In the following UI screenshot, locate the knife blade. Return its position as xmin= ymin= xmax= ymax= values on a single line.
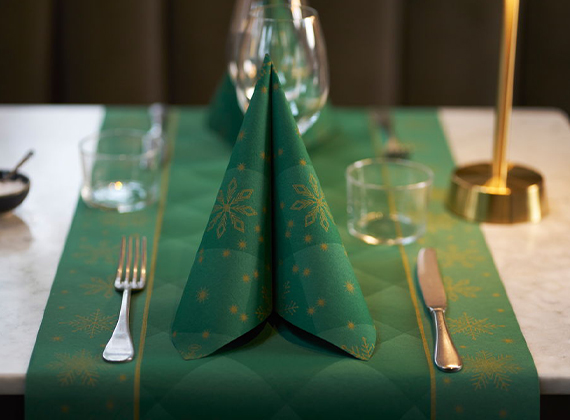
xmin=417 ymin=248 xmax=463 ymax=372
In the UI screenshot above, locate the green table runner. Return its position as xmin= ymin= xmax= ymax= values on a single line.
xmin=26 ymin=107 xmax=539 ymax=419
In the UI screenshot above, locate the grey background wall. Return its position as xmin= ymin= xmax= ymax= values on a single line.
xmin=1 ymin=0 xmax=568 ymax=115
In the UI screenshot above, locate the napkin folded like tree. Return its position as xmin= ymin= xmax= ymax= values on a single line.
xmin=172 ymin=56 xmax=376 ymax=361
xmin=207 ymin=74 xmax=337 ymax=149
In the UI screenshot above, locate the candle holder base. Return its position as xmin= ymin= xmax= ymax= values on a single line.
xmin=447 ymin=162 xmax=547 ymax=224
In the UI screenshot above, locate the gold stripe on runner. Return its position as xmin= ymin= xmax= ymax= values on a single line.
xmin=133 ymin=110 xmax=180 ymax=420
xmin=368 ymin=113 xmax=437 ymax=419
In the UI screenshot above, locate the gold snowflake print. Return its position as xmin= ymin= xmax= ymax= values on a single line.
xmin=465 ymin=350 xmax=522 ymax=390
xmin=202 ymin=330 xmax=210 ymax=339
xmin=341 ymin=337 xmax=375 ymax=361
xmin=320 ymin=243 xmax=328 ymax=251
xmin=345 ymin=281 xmax=355 ymax=293
xmin=81 ymin=276 xmax=115 ymax=299
xmin=238 ymin=240 xmax=247 ymax=250
xmin=229 ymin=305 xmax=239 ymax=314
xmin=255 ymin=305 xmax=270 ymax=320
xmin=47 ymin=349 xmax=107 ymax=386
xmin=347 ymin=321 xmax=355 ymax=330
xmin=282 ymin=281 xmax=291 ymax=297
xmin=240 ymin=313 xmax=248 ymax=322
xmin=303 ymin=268 xmax=311 ymax=277
xmin=73 ymin=239 xmax=117 ymax=265
xmin=283 ymin=301 xmax=298 ymax=315
xmin=208 ymin=178 xmax=257 ymax=238
xmin=427 ymin=213 xmax=456 ymax=233
xmin=448 ymin=312 xmax=504 ymax=340
xmin=237 ymin=163 xmax=246 ymax=171
xmin=242 ymin=274 xmax=251 ymax=283
xmin=60 ymin=309 xmax=116 ymax=338
xmin=291 ymin=173 xmax=333 ymax=231
xmin=317 ymin=298 xmax=326 ymax=307
xmin=444 ymin=277 xmax=482 ymax=301
xmin=237 ymin=130 xmax=245 ymax=141
xmin=307 ymin=307 xmax=316 ymax=316
xmin=196 ymin=288 xmax=209 ymax=303
xmin=182 ymin=344 xmax=204 ymax=359
xmin=438 ymin=244 xmax=485 ymax=268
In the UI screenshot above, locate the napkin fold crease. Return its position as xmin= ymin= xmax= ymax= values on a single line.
xmin=172 ymin=55 xmax=376 ymax=360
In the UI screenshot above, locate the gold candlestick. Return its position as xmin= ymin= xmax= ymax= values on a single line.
xmin=446 ymin=0 xmax=547 ymax=224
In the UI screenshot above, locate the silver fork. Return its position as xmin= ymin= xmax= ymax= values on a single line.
xmin=103 ymin=235 xmax=147 ymax=363
xmin=372 ymin=109 xmax=411 ymax=159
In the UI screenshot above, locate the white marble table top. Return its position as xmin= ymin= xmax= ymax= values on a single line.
xmin=0 ymin=106 xmax=569 ymax=396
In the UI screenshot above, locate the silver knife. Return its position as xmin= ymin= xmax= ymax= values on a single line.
xmin=417 ymin=248 xmax=463 ymax=372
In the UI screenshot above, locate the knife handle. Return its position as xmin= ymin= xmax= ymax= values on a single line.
xmin=430 ymin=308 xmax=462 ymax=372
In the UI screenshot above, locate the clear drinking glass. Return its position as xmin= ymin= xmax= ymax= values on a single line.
xmin=227 ymin=0 xmax=309 ymax=81
xmin=235 ymin=4 xmax=329 ymax=134
xmin=79 ymin=129 xmax=161 ymax=213
xmin=346 ymin=159 xmax=433 ymax=246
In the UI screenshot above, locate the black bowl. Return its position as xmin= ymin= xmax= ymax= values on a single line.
xmin=0 ymin=170 xmax=30 ymax=213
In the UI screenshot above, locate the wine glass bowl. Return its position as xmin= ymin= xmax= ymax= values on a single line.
xmin=235 ymin=4 xmax=329 ymax=134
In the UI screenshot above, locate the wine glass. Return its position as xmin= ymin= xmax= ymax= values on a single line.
xmin=227 ymin=1 xmax=309 ymax=82
xmin=234 ymin=4 xmax=329 ymax=134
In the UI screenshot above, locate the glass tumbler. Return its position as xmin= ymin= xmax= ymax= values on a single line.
xmin=346 ymin=159 xmax=433 ymax=246
xmin=79 ymin=129 xmax=161 ymax=213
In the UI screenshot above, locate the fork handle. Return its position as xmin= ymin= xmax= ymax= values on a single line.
xmin=103 ymin=289 xmax=134 ymax=362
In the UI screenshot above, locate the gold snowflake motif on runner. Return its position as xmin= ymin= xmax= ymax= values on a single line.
xmin=60 ymin=309 xmax=116 ymax=338
xmin=438 ymin=244 xmax=485 ymax=268
xmin=431 ymin=187 xmax=448 ymax=203
xmin=427 ymin=213 xmax=457 ymax=233
xmin=341 ymin=337 xmax=375 ymax=361
xmin=47 ymin=349 xmax=108 ymax=386
xmin=208 ymin=178 xmax=257 ymax=238
xmin=291 ymin=173 xmax=333 ymax=231
xmin=443 ymin=276 xmax=482 ymax=302
xmin=448 ymin=312 xmax=504 ymax=340
xmin=81 ymin=276 xmax=115 ymax=299
xmin=99 ymin=212 xmax=150 ymax=229
xmin=464 ymin=350 xmax=522 ymax=390
xmin=73 ymin=239 xmax=117 ymax=265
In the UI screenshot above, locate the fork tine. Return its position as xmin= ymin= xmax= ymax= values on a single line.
xmin=140 ymin=236 xmax=147 ymax=287
xmin=125 ymin=236 xmax=133 ymax=284
xmin=115 ymin=236 xmax=126 ymax=286
xmin=132 ymin=236 xmax=140 ymax=285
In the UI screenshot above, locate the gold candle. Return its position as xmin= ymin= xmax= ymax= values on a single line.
xmin=446 ymin=0 xmax=547 ymax=223
xmin=491 ymin=0 xmax=520 ymax=190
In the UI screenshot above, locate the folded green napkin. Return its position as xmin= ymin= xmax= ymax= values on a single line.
xmin=173 ymin=55 xmax=376 ymax=360
xmin=207 ymin=73 xmax=337 ymax=149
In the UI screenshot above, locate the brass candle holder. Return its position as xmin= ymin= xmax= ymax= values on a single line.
xmin=447 ymin=0 xmax=547 ymax=224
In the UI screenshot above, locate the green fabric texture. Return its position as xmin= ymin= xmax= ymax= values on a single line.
xmin=207 ymin=72 xmax=337 ymax=150
xmin=173 ymin=56 xmax=376 ymax=360
xmin=25 ymin=105 xmax=538 ymax=419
